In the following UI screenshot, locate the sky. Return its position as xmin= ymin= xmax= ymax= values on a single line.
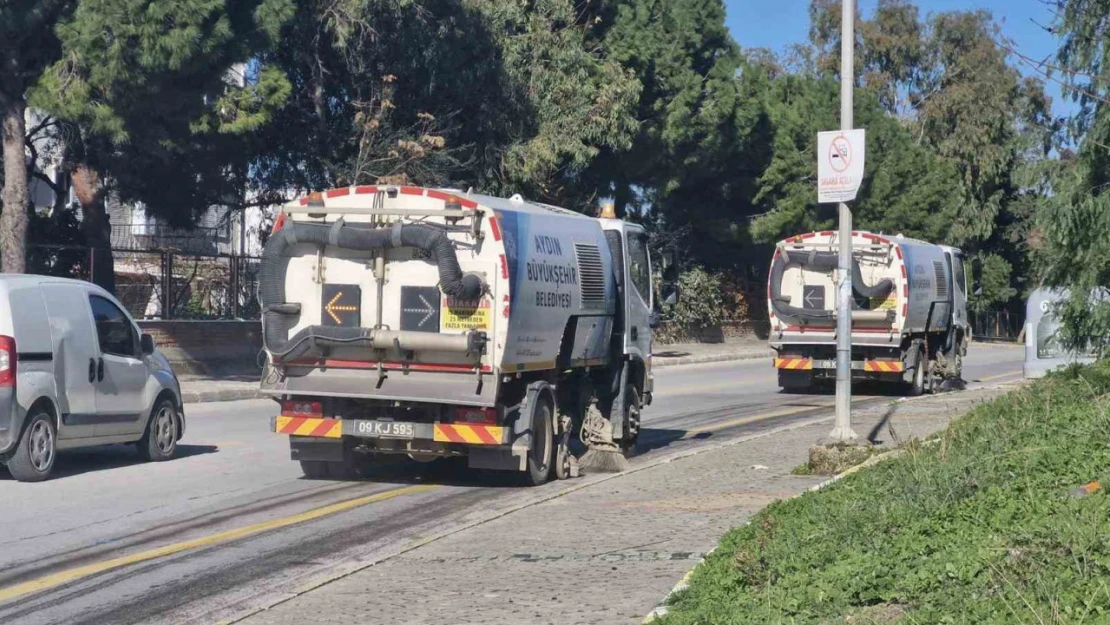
xmin=724 ymin=0 xmax=1075 ymax=117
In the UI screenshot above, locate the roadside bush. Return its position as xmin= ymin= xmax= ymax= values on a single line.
xmin=659 ymin=360 xmax=1110 ymax=624
xmin=662 ymin=266 xmax=727 ymax=332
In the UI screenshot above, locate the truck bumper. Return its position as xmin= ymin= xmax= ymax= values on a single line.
xmin=0 ymin=387 xmax=17 ymax=457
xmin=271 ymin=416 xmax=509 ymax=445
xmin=774 ymin=357 xmax=905 ymax=373
xmin=271 ymin=416 xmax=526 ymax=470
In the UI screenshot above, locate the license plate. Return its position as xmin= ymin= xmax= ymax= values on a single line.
xmin=813 ymin=360 xmax=837 ymax=369
xmin=354 ymin=421 xmax=415 ymax=439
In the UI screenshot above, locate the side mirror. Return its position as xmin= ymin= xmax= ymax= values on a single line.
xmin=141 ymin=333 xmax=155 ymax=356
xmin=971 ymin=257 xmax=983 ymax=297
xmin=661 ymin=283 xmax=680 ymax=306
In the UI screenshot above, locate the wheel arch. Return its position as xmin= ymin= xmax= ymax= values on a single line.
xmin=151 ymin=388 xmax=184 ymax=441
xmin=626 ymin=355 xmax=647 ymax=396
xmin=2 ymin=396 xmax=60 ymax=462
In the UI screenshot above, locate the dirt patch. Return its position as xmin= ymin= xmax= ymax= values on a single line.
xmin=844 ymin=603 xmax=907 ymax=623
xmin=805 ymin=443 xmax=881 ymax=475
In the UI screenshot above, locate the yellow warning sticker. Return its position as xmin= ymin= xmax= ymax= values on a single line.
xmin=871 ymin=294 xmax=897 ymax=311
xmin=441 ymin=298 xmax=491 ymax=332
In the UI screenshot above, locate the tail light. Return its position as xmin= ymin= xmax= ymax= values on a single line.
xmin=0 ymin=335 xmax=15 ymax=388
xmin=271 ymin=212 xmax=287 ymax=236
xmin=454 ymin=407 xmax=498 ymax=425
xmin=282 ymin=400 xmax=323 ymax=418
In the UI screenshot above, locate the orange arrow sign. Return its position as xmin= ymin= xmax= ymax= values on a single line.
xmin=325 ymin=291 xmax=358 ymax=324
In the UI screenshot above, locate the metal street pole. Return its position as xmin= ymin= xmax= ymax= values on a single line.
xmin=830 ymin=0 xmax=858 ymax=441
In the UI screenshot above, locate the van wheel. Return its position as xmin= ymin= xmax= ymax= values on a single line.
xmin=907 ymin=346 xmax=927 ymax=397
xmin=8 ymin=410 xmax=57 ymax=482
xmin=138 ymin=399 xmax=179 ymax=462
xmin=523 ymin=398 xmax=554 ymax=486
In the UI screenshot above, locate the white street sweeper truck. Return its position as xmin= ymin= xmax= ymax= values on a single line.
xmin=259 ymin=186 xmax=676 ymax=485
xmin=767 ymin=230 xmax=979 ymax=395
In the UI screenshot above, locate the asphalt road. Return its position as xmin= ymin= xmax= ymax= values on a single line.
xmin=0 ymin=345 xmax=1025 ymax=625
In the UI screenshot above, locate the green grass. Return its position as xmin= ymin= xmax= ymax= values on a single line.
xmin=659 ymin=361 xmax=1110 ymax=625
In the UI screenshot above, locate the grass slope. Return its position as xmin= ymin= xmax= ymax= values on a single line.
xmin=660 ymin=362 xmax=1110 ymax=624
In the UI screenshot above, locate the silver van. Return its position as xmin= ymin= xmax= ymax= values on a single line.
xmin=0 ymin=275 xmax=184 ymax=482
xmin=1024 ymin=288 xmax=1100 ymax=379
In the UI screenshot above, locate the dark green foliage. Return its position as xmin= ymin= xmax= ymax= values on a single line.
xmin=26 ymin=206 xmax=86 ymax=277
xmin=30 ymin=0 xmax=295 ymax=226
xmin=1037 ymin=1 xmax=1110 ymax=354
xmin=251 ymin=0 xmax=638 ymax=208
xmin=750 ymin=76 xmax=961 ymax=248
xmin=659 ymin=361 xmax=1110 ymax=623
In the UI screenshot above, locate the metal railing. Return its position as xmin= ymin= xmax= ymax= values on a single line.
xmin=970 ymin=309 xmax=1024 ymax=342
xmin=27 ymin=244 xmax=261 ymax=321
xmin=110 ymin=223 xmax=233 ymax=256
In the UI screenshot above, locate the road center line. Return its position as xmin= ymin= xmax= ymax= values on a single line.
xmin=974 ymin=370 xmax=1022 ymax=383
xmin=0 ymin=484 xmax=435 ymax=605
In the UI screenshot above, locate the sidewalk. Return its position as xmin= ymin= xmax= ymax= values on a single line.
xmin=652 ymin=337 xmax=769 ymax=368
xmin=178 ymin=375 xmax=263 ymax=405
xmin=178 ymin=340 xmax=771 ymax=405
xmin=234 ymin=381 xmax=1022 ymax=625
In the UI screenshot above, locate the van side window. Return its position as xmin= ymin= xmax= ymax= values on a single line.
xmin=89 ymin=295 xmax=137 ymax=358
xmin=954 ymin=255 xmax=967 ymax=293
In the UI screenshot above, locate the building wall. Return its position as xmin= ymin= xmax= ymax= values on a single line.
xmin=138 ymin=320 xmax=262 ymax=376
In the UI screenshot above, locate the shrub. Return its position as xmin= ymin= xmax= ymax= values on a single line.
xmin=664 ymin=266 xmax=727 ymax=331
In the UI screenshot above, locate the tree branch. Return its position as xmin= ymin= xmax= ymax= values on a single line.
xmin=25 ymin=115 xmax=57 ymax=142
xmin=31 ymin=170 xmax=59 ymax=193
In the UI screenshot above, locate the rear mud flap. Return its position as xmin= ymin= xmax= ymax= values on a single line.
xmin=468 ymin=444 xmax=527 ymax=471
xmin=471 ymin=381 xmax=547 ymax=472
xmin=289 ymin=436 xmax=345 ymax=462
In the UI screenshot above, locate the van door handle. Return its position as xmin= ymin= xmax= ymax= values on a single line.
xmin=97 ymin=358 xmax=104 ymax=382
xmin=89 ymin=358 xmax=97 ymax=383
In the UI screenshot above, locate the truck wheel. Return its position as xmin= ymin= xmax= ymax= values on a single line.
xmin=523 ymin=398 xmax=554 ymax=486
xmin=7 ymin=410 xmax=57 ymax=482
xmin=907 ymin=346 xmax=927 ymax=397
xmin=620 ymin=384 xmax=641 ymax=456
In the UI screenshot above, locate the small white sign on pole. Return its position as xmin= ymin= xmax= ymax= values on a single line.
xmin=817 ymin=129 xmax=866 ymax=203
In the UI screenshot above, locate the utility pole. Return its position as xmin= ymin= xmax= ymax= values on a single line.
xmin=830 ymin=0 xmax=858 ymax=441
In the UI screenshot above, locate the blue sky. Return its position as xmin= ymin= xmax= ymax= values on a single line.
xmin=724 ymin=0 xmax=1073 ymax=116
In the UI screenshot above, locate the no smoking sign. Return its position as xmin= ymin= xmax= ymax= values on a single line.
xmin=817 ymin=129 xmax=866 ymax=203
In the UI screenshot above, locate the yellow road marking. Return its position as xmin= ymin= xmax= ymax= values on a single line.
xmin=0 ymin=484 xmax=435 ymax=605
xmin=683 ymin=401 xmax=836 ymax=437
xmin=975 ymin=370 xmax=1022 ymax=383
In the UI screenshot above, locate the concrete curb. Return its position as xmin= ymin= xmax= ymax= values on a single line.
xmin=181 ymin=388 xmax=263 ymax=405
xmin=653 ymin=350 xmax=771 ymax=369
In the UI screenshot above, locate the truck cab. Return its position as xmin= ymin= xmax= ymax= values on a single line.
xmin=598 ymin=217 xmax=655 ymax=405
